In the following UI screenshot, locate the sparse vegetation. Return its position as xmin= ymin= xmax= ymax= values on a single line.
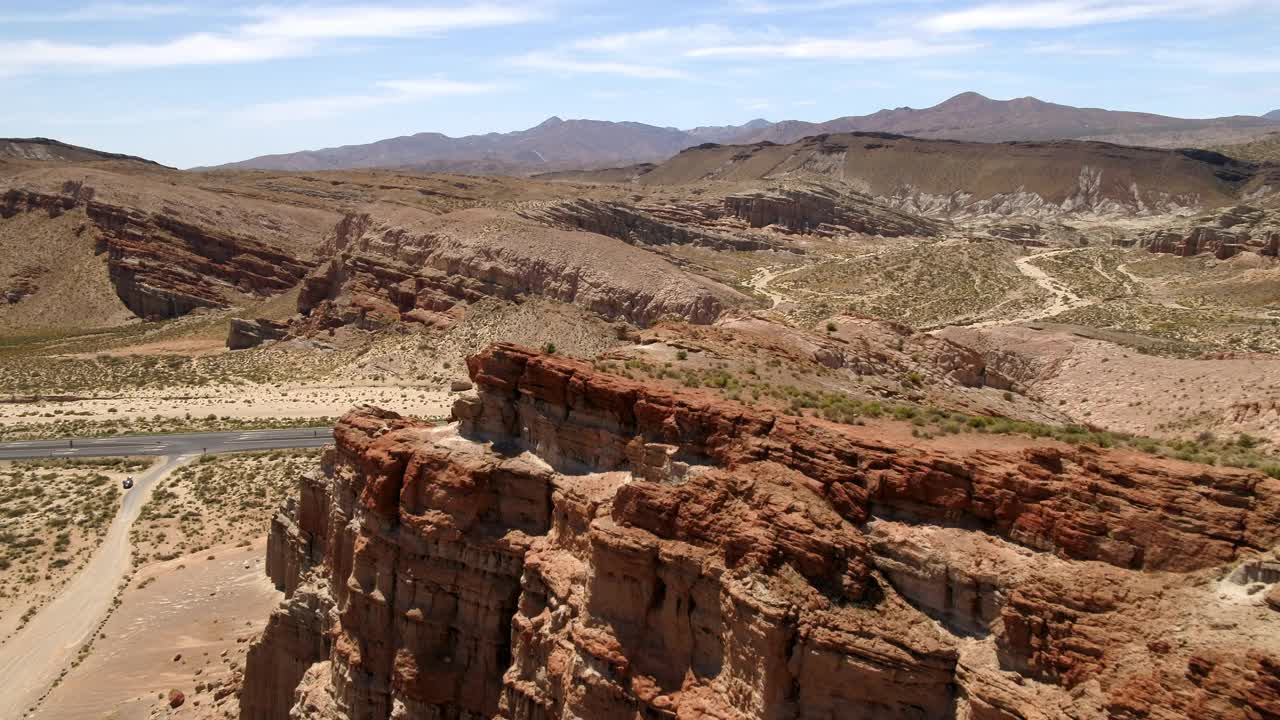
xmin=130 ymin=450 xmax=324 ymax=565
xmin=0 ymin=458 xmax=146 ymax=628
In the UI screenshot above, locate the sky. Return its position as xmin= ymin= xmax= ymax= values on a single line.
xmin=2 ymin=0 xmax=1278 ymax=167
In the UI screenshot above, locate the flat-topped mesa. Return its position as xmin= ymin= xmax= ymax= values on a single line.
xmin=243 ymin=344 xmax=1280 ymax=720
xmin=458 ymin=343 xmax=1280 ymax=573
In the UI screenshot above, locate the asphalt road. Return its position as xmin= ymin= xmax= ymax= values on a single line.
xmin=0 ymin=426 xmax=333 ymax=718
xmin=0 ymin=427 xmax=334 ymax=461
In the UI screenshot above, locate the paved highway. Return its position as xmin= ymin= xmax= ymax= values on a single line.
xmin=0 ymin=427 xmax=334 ymax=461
xmin=0 ymin=426 xmax=334 ymax=717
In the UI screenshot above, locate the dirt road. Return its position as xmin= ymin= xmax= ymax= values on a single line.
xmin=970 ymin=247 xmax=1090 ymax=328
xmin=0 ymin=454 xmax=197 ymax=718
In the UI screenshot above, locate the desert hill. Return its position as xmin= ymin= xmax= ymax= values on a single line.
xmin=210 ymin=92 xmax=1279 ymax=175
xmin=1267 ymin=109 xmax=1280 ymax=120
xmin=0 ymin=137 xmax=167 ymax=167
xmin=1210 ymin=132 xmax=1280 ymax=164
xmin=638 ymin=132 xmax=1274 ymax=217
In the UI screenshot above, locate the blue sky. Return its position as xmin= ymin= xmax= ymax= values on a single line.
xmin=2 ymin=0 xmax=1278 ymax=167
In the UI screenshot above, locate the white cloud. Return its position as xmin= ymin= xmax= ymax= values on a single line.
xmin=0 ymin=3 xmax=197 ymax=22
xmin=241 ymin=3 xmax=542 ymax=40
xmin=687 ymin=37 xmax=980 ymax=60
xmin=0 ymin=3 xmax=542 ymax=77
xmin=231 ymin=77 xmax=499 ymax=126
xmin=511 ymin=52 xmax=687 ymax=79
xmin=572 ymin=25 xmax=737 ymax=53
xmin=0 ymin=34 xmax=309 ymax=75
xmin=922 ymin=0 xmax=1257 ymax=33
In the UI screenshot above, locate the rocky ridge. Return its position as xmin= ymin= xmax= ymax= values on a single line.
xmin=1 ymin=183 xmax=316 ymax=319
xmin=293 ymin=207 xmax=748 ymax=334
xmin=640 ymin=133 xmax=1278 ymax=219
xmin=242 ymin=343 xmax=1280 ymax=720
xmin=520 ymin=184 xmax=941 ymax=252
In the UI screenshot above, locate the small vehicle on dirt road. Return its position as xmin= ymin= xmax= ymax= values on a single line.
xmin=122 ymin=477 xmax=134 ymax=490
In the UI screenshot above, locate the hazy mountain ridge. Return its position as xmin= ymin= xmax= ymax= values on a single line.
xmin=734 ymin=92 xmax=1280 ymax=146
xmin=206 ymin=92 xmax=1280 ymax=175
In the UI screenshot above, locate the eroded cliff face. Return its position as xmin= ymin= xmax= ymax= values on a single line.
xmin=1 ymin=185 xmax=316 ymax=319
xmin=1126 ymin=205 xmax=1280 ymax=260
xmin=518 ymin=185 xmax=941 ymax=255
xmin=294 ymin=208 xmax=747 ymax=333
xmin=243 ymin=343 xmax=1280 ymax=720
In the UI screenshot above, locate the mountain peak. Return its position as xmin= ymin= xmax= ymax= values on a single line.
xmin=940 ymin=91 xmax=994 ymax=106
xmin=536 ymin=116 xmax=565 ymax=128
xmin=1265 ymin=109 xmax=1280 ymax=120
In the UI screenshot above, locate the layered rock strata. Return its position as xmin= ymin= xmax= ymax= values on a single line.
xmin=722 ymin=186 xmax=943 ymax=237
xmin=295 ymin=208 xmax=747 ymax=333
xmin=228 ymin=318 xmax=291 ymax=349
xmin=1130 ymin=205 xmax=1280 ymax=259
xmin=1 ymin=186 xmax=315 ymax=318
xmin=521 ymin=186 xmax=939 ymax=254
xmin=244 ymin=344 xmax=1280 ymax=720
xmin=520 ymin=199 xmax=786 ymax=252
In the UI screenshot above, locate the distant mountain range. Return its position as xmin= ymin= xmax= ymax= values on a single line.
xmin=206 ymin=93 xmax=1280 ymax=175
xmin=1267 ymin=109 xmax=1280 ymax=120
xmin=733 ymin=92 xmax=1280 ymax=148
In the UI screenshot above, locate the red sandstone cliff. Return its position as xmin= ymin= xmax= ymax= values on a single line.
xmin=1 ymin=184 xmax=316 ymax=319
xmin=242 ymin=344 xmax=1280 ymax=719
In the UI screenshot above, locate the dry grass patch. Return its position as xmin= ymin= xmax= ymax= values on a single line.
xmin=131 ymin=449 xmax=323 ymax=565
xmin=0 ymin=457 xmax=152 ymax=632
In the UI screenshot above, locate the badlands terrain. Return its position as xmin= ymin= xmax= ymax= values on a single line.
xmin=0 ymin=112 xmax=1279 ymax=720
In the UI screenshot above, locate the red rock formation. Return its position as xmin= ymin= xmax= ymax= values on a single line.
xmin=293 ymin=208 xmax=748 ymax=333
xmin=243 ymin=344 xmax=1280 ymax=720
xmin=1 ymin=186 xmax=316 ymax=319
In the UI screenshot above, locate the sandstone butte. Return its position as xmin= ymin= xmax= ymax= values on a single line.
xmin=241 ymin=343 xmax=1280 ymax=720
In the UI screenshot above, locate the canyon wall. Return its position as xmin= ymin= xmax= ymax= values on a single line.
xmin=243 ymin=343 xmax=1280 ymax=720
xmin=1 ymin=185 xmax=315 ymax=319
xmin=295 ymin=208 xmax=747 ymax=333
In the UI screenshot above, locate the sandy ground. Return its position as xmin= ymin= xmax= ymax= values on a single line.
xmin=0 ymin=382 xmax=454 ymax=428
xmin=0 ymin=459 xmax=151 ymax=646
xmin=943 ymin=324 xmax=1280 ymax=444
xmin=35 ymin=540 xmax=278 ymax=720
xmin=0 ymin=455 xmax=195 ymax=719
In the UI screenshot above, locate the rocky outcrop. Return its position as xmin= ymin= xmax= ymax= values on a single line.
xmin=1 ymin=266 xmax=44 ymax=304
xmin=227 ymin=318 xmax=290 ymax=349
xmin=244 ymin=344 xmax=1280 ymax=720
xmin=294 ymin=208 xmax=748 ymax=333
xmin=1134 ymin=205 xmax=1280 ymax=259
xmin=520 ymin=199 xmax=786 ymax=252
xmin=723 ymin=186 xmax=943 ymax=237
xmin=520 ymin=186 xmax=939 ymax=254
xmin=1 ymin=186 xmax=316 ymax=319
xmin=87 ymin=202 xmax=316 ymax=319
